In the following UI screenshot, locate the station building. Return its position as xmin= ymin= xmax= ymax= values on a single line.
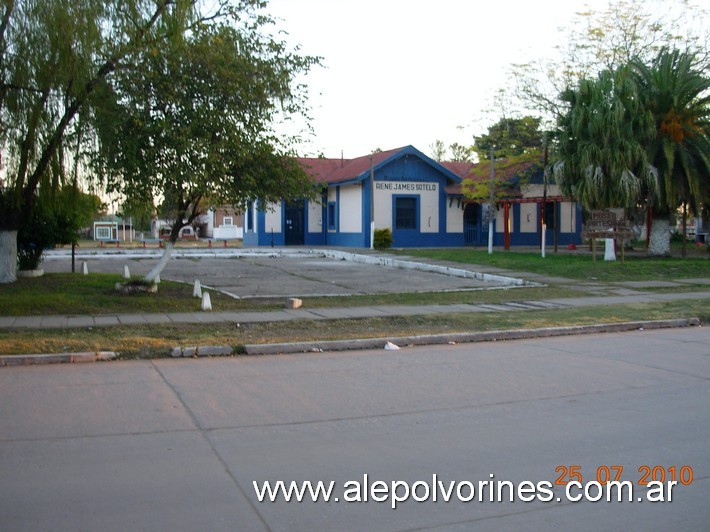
xmin=242 ymin=145 xmax=582 ymax=249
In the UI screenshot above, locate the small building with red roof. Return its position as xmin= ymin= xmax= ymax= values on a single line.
xmin=241 ymin=145 xmax=582 ymax=248
xmin=443 ymin=156 xmax=583 ymax=248
xmin=243 ymin=145 xmax=466 ymax=247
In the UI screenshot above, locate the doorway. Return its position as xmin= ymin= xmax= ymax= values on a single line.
xmin=285 ymin=200 xmax=305 ymax=246
xmin=464 ymin=203 xmax=488 ymax=246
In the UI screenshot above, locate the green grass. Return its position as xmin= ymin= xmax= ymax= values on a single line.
xmin=0 ymin=273 xmax=580 ymax=317
xmin=0 ymin=252 xmax=707 ymax=358
xmin=0 ymin=299 xmax=705 ymax=358
xmin=394 ymin=249 xmax=709 ymax=282
xmin=0 ymin=273 xmax=281 ymax=316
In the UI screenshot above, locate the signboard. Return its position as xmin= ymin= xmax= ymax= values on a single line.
xmin=375 ymin=182 xmax=438 ymax=192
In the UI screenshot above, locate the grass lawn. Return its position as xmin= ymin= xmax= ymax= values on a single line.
xmin=0 ymin=299 xmax=705 ymax=358
xmin=0 ymin=272 xmax=584 ymax=316
xmin=0 ymin=273 xmax=281 ymax=316
xmin=0 ymin=250 xmax=707 ymax=358
xmin=395 ymin=248 xmax=709 ymax=282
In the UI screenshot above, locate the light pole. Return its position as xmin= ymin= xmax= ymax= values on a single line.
xmin=487 ymin=145 xmax=494 ymax=254
xmin=369 ymin=155 xmax=375 ymax=250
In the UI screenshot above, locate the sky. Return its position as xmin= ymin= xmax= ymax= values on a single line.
xmin=263 ymin=0 xmax=617 ymax=159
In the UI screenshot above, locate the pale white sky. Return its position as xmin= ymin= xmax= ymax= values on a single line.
xmin=265 ymin=0 xmax=616 ymax=159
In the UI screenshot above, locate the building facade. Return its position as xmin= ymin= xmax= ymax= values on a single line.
xmin=243 ymin=145 xmax=583 ymax=249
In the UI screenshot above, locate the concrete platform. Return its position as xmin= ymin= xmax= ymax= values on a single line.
xmin=41 ymin=249 xmax=526 ymax=300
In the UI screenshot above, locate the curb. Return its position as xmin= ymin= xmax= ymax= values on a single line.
xmin=319 ymin=249 xmax=537 ymax=287
xmin=242 ymin=318 xmax=702 ymax=355
xmin=0 ymin=351 xmax=118 ymax=367
xmin=0 ymin=318 xmax=701 ymax=364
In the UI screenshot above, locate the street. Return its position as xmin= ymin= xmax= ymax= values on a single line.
xmin=1 ymin=327 xmax=708 ymax=531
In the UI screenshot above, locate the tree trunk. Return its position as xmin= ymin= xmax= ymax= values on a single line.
xmin=144 ymin=201 xmax=194 ymax=283
xmin=0 ymin=230 xmax=18 ymax=283
xmin=648 ymin=217 xmax=671 ymax=257
xmin=145 ymin=241 xmax=174 ymax=282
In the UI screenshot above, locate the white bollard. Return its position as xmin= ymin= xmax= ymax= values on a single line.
xmin=201 ymin=292 xmax=212 ymax=311
xmin=123 ymin=265 xmax=131 ymax=279
xmin=193 ymin=279 xmax=202 ymax=298
xmin=82 ymin=261 xmax=89 ymax=275
xmin=604 ymin=238 xmax=616 ymax=261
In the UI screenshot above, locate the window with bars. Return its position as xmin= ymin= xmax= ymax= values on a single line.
xmin=394 ymin=197 xmax=417 ymax=230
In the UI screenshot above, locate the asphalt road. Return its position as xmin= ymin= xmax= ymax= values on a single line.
xmin=1 ymin=327 xmax=708 ymax=531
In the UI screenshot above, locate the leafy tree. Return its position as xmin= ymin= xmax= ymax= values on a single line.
xmin=0 ymin=0 xmax=204 ymax=283
xmin=119 ymin=196 xmax=155 ymax=233
xmin=553 ymin=66 xmax=657 ymax=212
xmin=632 ymin=49 xmax=710 ymax=256
xmin=473 ymin=116 xmax=543 ymax=161
xmin=462 ymin=153 xmax=543 ymax=203
xmin=449 ymin=142 xmax=474 ymax=163
xmin=429 ymin=140 xmax=473 ymax=163
xmin=511 ymin=0 xmax=708 ymax=123
xmin=430 ymin=140 xmax=446 ymax=161
xmin=17 ymin=185 xmax=102 ymax=270
xmin=93 ymin=11 xmax=321 ymax=281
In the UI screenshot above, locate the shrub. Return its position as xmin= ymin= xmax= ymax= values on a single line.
xmin=373 ymin=228 xmax=393 ymax=250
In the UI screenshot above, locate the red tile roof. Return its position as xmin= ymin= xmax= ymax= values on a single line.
xmin=440 ymin=161 xmax=476 ymax=179
xmin=298 ymin=147 xmax=405 ymax=184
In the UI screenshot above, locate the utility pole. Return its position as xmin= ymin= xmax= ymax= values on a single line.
xmin=541 ymin=142 xmax=547 ymax=258
xmin=487 ymin=145 xmax=495 ymax=254
xmin=369 ymin=155 xmax=375 ymax=250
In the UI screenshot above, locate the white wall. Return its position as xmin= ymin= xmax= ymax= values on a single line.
xmin=523 ymin=183 xmax=561 ymax=198
xmin=419 ymin=187 xmax=439 ymax=233
xmin=308 ymin=199 xmax=322 ymax=234
xmin=446 ymin=200 xmax=463 ymax=233
xmin=339 ymin=184 xmax=362 ymax=233
xmin=560 ymin=202 xmax=576 ymax=233
xmin=520 ymin=203 xmax=537 ymax=233
xmin=213 ymin=225 xmax=242 ymax=239
xmin=264 ymin=202 xmax=282 ymax=234
xmin=495 ymin=205 xmax=514 ymax=233
xmin=373 ymin=181 xmax=439 ymax=231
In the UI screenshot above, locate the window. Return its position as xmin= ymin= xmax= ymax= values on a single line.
xmin=223 ymin=216 xmax=233 ymax=226
xmin=327 ymin=202 xmax=337 ymax=230
xmin=96 ymin=226 xmax=112 ymax=240
xmin=246 ymin=202 xmax=254 ymax=231
xmin=394 ymin=197 xmax=417 ymax=230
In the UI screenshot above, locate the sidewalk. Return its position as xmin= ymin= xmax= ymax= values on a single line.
xmin=6 ymin=246 xmax=710 ymax=330
xmin=2 ymin=248 xmax=708 ymax=361
xmin=1 ymin=289 xmax=708 ymax=330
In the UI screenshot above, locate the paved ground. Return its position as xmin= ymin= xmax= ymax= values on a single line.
xmin=1 ymin=327 xmax=708 ymax=531
xmin=41 ymin=249 xmax=513 ymax=298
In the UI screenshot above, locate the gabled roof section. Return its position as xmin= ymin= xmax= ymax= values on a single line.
xmin=298 ymin=145 xmax=463 ymax=187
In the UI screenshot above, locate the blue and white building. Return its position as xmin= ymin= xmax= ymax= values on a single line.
xmin=242 ymin=145 xmax=583 ymax=249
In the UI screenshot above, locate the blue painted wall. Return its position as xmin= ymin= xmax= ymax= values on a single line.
xmin=244 ymin=147 xmax=582 ymax=249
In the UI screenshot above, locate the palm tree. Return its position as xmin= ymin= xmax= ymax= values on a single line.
xmin=553 ymin=66 xmax=658 ymax=214
xmin=633 ymin=49 xmax=710 ymax=257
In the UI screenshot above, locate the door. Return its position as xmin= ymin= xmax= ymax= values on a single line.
xmin=464 ymin=203 xmax=488 ymax=246
xmin=285 ymin=200 xmax=305 ymax=246
xmin=540 ymin=201 xmax=557 ymax=247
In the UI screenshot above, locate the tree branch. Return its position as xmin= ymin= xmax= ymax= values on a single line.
xmin=22 ymin=0 xmax=175 ymax=216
